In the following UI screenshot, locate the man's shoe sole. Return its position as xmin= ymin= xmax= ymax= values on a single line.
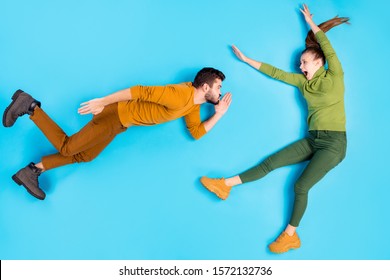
xmin=12 ymin=174 xmax=45 ymax=200
xmin=2 ymin=90 xmax=24 ymax=127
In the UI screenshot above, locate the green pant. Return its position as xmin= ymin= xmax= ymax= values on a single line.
xmin=239 ymin=130 xmax=347 ymax=227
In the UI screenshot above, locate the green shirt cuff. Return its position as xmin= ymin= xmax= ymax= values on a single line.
xmin=258 ymin=63 xmax=273 ymax=76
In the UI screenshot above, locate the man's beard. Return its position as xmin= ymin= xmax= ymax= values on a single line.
xmin=205 ymin=92 xmax=220 ymax=105
xmin=206 ymin=99 xmax=220 ymax=105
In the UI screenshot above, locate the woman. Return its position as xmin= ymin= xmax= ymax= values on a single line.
xmin=200 ymin=5 xmax=349 ymax=253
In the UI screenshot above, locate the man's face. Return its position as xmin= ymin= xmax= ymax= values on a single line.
xmin=205 ymin=78 xmax=222 ymax=105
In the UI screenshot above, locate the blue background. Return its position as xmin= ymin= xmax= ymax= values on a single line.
xmin=0 ymin=0 xmax=389 ymax=260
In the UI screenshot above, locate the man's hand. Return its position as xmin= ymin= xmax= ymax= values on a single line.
xmin=202 ymin=92 xmax=232 ymax=133
xmin=215 ymin=92 xmax=232 ymax=115
xmin=78 ymin=98 xmax=105 ymax=115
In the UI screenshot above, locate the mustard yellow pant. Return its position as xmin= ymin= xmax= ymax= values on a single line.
xmin=30 ymin=104 xmax=127 ymax=170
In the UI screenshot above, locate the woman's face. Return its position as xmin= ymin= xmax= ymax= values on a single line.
xmin=300 ymin=52 xmax=322 ymax=80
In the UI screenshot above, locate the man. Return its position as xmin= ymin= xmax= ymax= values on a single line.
xmin=3 ymin=67 xmax=232 ymax=200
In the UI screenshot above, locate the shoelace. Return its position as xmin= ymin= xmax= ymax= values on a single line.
xmin=29 ymin=163 xmax=42 ymax=177
xmin=32 ymin=173 xmax=39 ymax=181
xmin=276 ymin=233 xmax=289 ymax=242
xmin=17 ymin=111 xmax=29 ymax=116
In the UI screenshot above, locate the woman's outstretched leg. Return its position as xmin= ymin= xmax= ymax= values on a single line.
xmin=200 ymin=138 xmax=313 ymax=199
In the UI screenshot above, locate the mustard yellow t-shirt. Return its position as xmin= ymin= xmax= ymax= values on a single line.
xmin=117 ymin=82 xmax=206 ymax=139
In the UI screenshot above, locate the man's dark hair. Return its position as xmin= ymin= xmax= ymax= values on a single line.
xmin=193 ymin=67 xmax=225 ymax=88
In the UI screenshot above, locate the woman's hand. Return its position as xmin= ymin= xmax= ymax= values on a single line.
xmin=78 ymin=98 xmax=105 ymax=115
xmin=232 ymin=45 xmax=248 ymax=63
xmin=300 ymin=4 xmax=320 ymax=33
xmin=232 ymin=45 xmax=262 ymax=69
xmin=300 ymin=4 xmax=314 ymax=24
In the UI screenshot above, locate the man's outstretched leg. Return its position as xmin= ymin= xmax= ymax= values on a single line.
xmin=3 ymin=89 xmax=41 ymax=127
xmin=11 ymin=136 xmax=116 ymax=201
xmin=12 ymin=128 xmax=124 ymax=200
xmin=3 ymin=89 xmax=127 ymax=200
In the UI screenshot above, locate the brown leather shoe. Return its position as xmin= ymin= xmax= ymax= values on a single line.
xmin=12 ymin=162 xmax=46 ymax=200
xmin=200 ymin=176 xmax=231 ymax=200
xmin=3 ymin=89 xmax=41 ymax=127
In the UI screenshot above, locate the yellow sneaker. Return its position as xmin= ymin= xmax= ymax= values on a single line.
xmin=268 ymin=232 xmax=301 ymax=254
xmin=200 ymin=176 xmax=232 ymax=200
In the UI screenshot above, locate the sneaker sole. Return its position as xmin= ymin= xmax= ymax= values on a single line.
xmin=2 ymin=89 xmax=24 ymax=127
xmin=200 ymin=180 xmax=228 ymax=200
xmin=269 ymin=243 xmax=301 ymax=254
xmin=12 ymin=174 xmax=45 ymax=200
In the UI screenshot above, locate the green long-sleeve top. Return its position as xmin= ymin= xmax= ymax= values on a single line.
xmin=258 ymin=30 xmax=346 ymax=131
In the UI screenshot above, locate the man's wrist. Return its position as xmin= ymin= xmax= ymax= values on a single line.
xmin=101 ymin=97 xmax=110 ymax=106
xmin=214 ymin=111 xmax=225 ymax=117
